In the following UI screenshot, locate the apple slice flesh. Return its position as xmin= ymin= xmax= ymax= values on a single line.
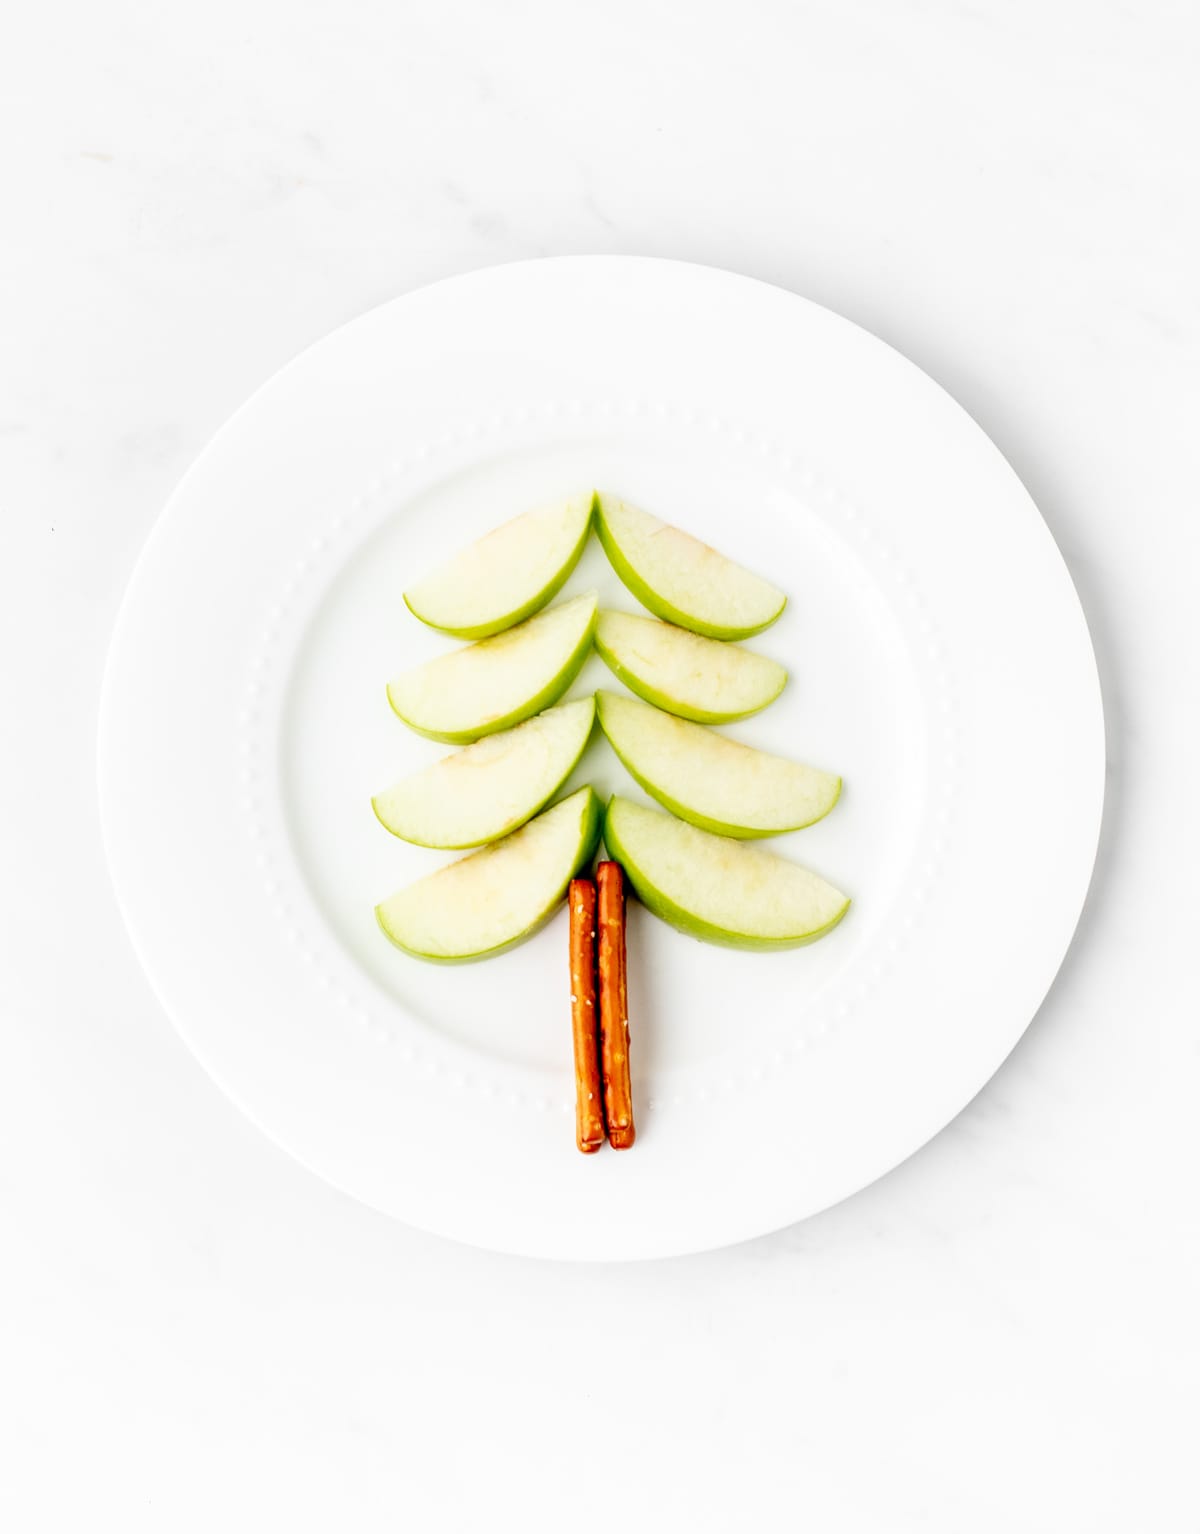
xmin=594 ymin=609 xmax=787 ymax=722
xmin=372 ymin=697 xmax=596 ymax=848
xmin=403 ymin=494 xmax=593 ymax=639
xmin=603 ymin=796 xmax=849 ymax=949
xmin=387 ymin=592 xmax=598 ymax=743
xmin=377 ymin=786 xmax=603 ymax=962
xmin=597 ymin=692 xmax=840 ymax=838
xmin=594 ymin=494 xmax=786 ymax=640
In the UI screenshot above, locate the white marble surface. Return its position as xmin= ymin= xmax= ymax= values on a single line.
xmin=3 ymin=2 xmax=1198 ymax=1528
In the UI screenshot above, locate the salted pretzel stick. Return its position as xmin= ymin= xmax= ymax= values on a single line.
xmin=569 ymin=878 xmax=605 ymax=1154
xmin=597 ymin=861 xmax=635 ymax=1150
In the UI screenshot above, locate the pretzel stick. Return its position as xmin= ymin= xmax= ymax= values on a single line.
xmin=597 ymin=861 xmax=635 ymax=1150
xmin=569 ymin=878 xmax=605 ymax=1154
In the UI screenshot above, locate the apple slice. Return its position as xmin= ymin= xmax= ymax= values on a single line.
xmin=594 ymin=610 xmax=787 ymax=722
xmin=596 ymin=692 xmax=840 ymax=838
xmin=604 ymin=797 xmax=848 ymax=949
xmin=372 ymin=697 xmax=596 ymax=849
xmin=376 ymin=786 xmax=603 ymax=962
xmin=387 ymin=592 xmax=598 ymax=743
xmin=594 ymin=494 xmax=786 ymax=640
xmin=403 ymin=494 xmax=593 ymax=639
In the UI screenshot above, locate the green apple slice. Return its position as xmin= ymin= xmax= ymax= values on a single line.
xmin=596 ymin=692 xmax=840 ymax=838
xmin=387 ymin=592 xmax=598 ymax=743
xmin=594 ymin=494 xmax=786 ymax=640
xmin=372 ymin=697 xmax=596 ymax=849
xmin=604 ymin=796 xmax=849 ymax=950
xmin=403 ymin=494 xmax=593 ymax=639
xmin=594 ymin=609 xmax=787 ymax=722
xmin=376 ymin=786 xmax=603 ymax=962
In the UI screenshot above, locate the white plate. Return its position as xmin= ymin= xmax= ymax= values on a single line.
xmin=98 ymin=257 xmax=1104 ymax=1260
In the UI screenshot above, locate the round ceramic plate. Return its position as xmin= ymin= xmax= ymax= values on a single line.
xmin=98 ymin=257 xmax=1104 ymax=1260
